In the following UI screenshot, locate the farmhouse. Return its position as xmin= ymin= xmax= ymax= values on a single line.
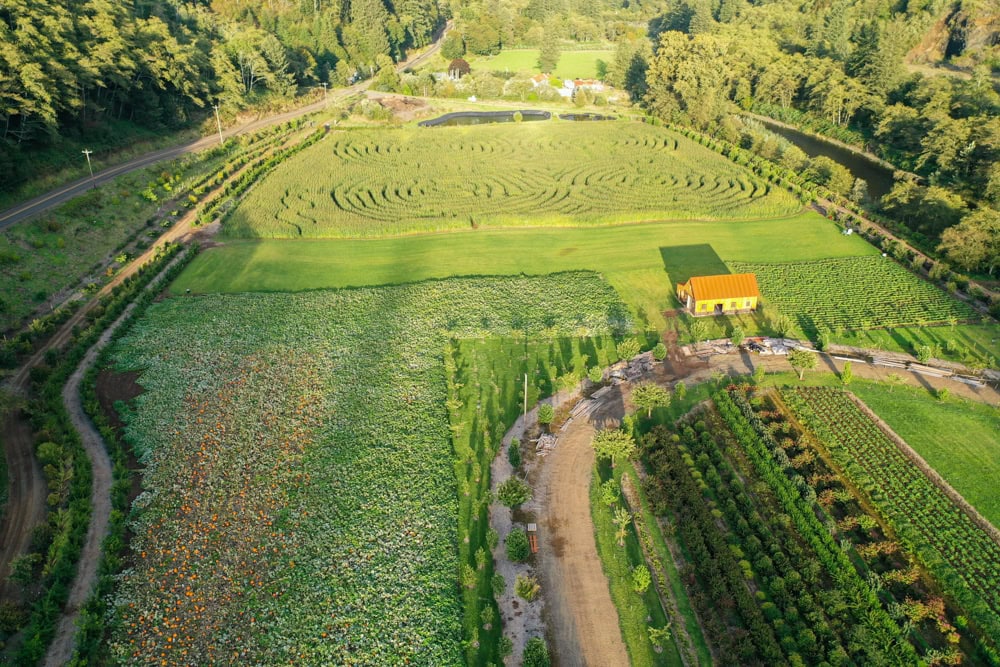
xmin=677 ymin=273 xmax=760 ymax=316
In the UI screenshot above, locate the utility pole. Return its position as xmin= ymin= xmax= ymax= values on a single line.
xmin=81 ymin=149 xmax=95 ymax=189
xmin=212 ymin=104 xmax=224 ymax=145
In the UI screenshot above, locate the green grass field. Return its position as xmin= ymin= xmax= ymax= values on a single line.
xmin=849 ymin=383 xmax=1000 ymax=528
xmin=174 ymin=213 xmax=875 ymax=332
xmin=466 ymin=49 xmax=613 ymax=79
xmin=591 ymin=463 xmax=680 ymax=667
xmin=222 ymin=122 xmax=801 ymax=238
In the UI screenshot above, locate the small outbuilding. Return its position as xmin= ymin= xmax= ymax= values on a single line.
xmin=677 ymin=273 xmax=760 ymax=316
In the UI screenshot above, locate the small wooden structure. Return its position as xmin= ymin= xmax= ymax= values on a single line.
xmin=677 ymin=273 xmax=760 ymax=316
xmin=527 ymin=523 xmax=539 ymax=554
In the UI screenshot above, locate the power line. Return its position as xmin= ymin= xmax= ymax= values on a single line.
xmin=212 ymin=104 xmax=224 ymax=146
xmin=81 ymin=149 xmax=96 ymax=189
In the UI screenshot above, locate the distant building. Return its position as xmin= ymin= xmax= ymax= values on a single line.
xmin=677 ymin=273 xmax=760 ymax=316
xmin=448 ymin=58 xmax=471 ymax=80
xmin=530 ymin=73 xmax=608 ymax=98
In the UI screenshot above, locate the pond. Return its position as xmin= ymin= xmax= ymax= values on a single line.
xmin=558 ymin=113 xmax=617 ymax=121
xmin=757 ymin=118 xmax=897 ymax=200
xmin=418 ymin=110 xmax=550 ymax=127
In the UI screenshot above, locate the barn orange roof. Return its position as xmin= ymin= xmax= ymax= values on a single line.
xmin=687 ymin=273 xmax=759 ymax=301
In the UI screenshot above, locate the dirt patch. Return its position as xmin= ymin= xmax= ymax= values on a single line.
xmin=95 ymin=369 xmax=143 ymax=431
xmin=0 ymin=409 xmax=46 ymax=602
xmin=371 ymin=94 xmax=429 ymax=122
xmin=94 ymin=368 xmax=145 ymax=506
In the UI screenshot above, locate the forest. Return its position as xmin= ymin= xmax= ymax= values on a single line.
xmin=0 ymin=0 xmax=443 ymax=188
xmin=629 ymin=0 xmax=999 ymax=274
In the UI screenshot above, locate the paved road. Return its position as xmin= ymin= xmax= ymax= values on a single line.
xmin=0 ymin=23 xmax=448 ymax=231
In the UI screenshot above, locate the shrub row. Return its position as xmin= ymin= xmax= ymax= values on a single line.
xmin=715 ymin=388 xmax=919 ymax=665
xmin=643 ymin=423 xmax=784 ymax=663
xmin=67 ymin=245 xmax=199 ymax=665
xmin=11 ymin=243 xmax=187 ymax=665
xmin=198 ymin=128 xmax=327 ymax=226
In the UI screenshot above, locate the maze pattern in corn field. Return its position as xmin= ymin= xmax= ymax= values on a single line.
xmin=224 ymin=122 xmax=801 ymax=238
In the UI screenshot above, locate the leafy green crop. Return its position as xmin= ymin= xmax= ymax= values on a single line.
xmin=107 ymin=273 xmax=626 ymax=664
xmin=729 ymin=256 xmax=978 ymax=334
xmin=785 ymin=387 xmax=1000 ymax=641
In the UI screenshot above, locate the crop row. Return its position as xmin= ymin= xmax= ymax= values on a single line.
xmin=785 ymin=387 xmax=1000 ymax=642
xmin=223 ymin=122 xmax=801 ymax=239
xmin=106 ymin=272 xmax=627 ymax=664
xmin=729 ymin=256 xmax=979 ymax=333
xmin=713 ymin=389 xmax=920 ymax=664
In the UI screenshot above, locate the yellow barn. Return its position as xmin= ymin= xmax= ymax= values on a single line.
xmin=677 ymin=273 xmax=760 ymax=316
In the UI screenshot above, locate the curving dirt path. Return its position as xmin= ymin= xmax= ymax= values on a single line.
xmin=535 ymin=387 xmax=630 ymax=667
xmin=42 ymin=249 xmax=193 ymax=665
xmin=43 ymin=318 xmax=120 ymax=666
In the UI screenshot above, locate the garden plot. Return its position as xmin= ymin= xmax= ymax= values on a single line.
xmin=729 ymin=256 xmax=979 ymax=333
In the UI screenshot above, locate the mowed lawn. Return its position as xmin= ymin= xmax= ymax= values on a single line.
xmin=465 ymin=49 xmax=613 ymax=79
xmin=850 ymin=383 xmax=1000 ymax=528
xmin=174 ymin=213 xmax=875 ymax=330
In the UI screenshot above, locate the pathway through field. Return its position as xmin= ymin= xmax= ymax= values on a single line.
xmin=536 ymin=387 xmax=630 ymax=666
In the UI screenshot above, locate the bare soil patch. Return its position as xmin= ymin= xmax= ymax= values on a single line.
xmin=0 ymin=409 xmax=46 ymax=601
xmin=94 ymin=369 xmax=143 ymax=431
xmin=370 ymin=93 xmax=430 ymax=122
xmin=94 ymin=368 xmax=145 ymax=506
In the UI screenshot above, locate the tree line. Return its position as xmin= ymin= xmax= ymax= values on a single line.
xmin=0 ymin=0 xmax=442 ymax=189
xmin=624 ymin=0 xmax=999 ymax=275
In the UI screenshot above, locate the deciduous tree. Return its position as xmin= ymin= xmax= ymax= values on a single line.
xmin=632 ymin=382 xmax=671 ymax=417
xmin=592 ymin=428 xmax=636 ymax=468
xmin=787 ymin=348 xmax=817 ymax=380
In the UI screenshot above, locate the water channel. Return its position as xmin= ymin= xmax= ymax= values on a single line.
xmin=756 ymin=118 xmax=897 ymax=200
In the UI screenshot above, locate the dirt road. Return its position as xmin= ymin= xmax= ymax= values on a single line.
xmin=536 ymin=387 xmax=630 ymax=667
xmin=0 ymin=413 xmax=46 ymax=600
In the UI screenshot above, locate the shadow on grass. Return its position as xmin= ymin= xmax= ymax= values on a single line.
xmin=659 ymin=244 xmax=729 ymax=287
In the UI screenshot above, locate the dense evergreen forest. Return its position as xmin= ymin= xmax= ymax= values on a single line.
xmin=0 ymin=0 xmax=443 ymax=188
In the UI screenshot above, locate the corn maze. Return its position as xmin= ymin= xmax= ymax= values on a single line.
xmin=223 ymin=122 xmax=802 ymax=238
xmin=728 ymin=256 xmax=979 ymax=333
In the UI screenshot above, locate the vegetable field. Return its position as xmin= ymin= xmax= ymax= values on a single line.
xmin=729 ymin=256 xmax=979 ymax=333
xmin=643 ymin=395 xmax=921 ymax=665
xmin=729 ymin=256 xmax=979 ymax=334
xmin=785 ymin=387 xmax=1000 ymax=640
xmin=223 ymin=122 xmax=802 ymax=238
xmin=849 ymin=383 xmax=1000 ymax=528
xmin=107 ymin=273 xmax=627 ymax=665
